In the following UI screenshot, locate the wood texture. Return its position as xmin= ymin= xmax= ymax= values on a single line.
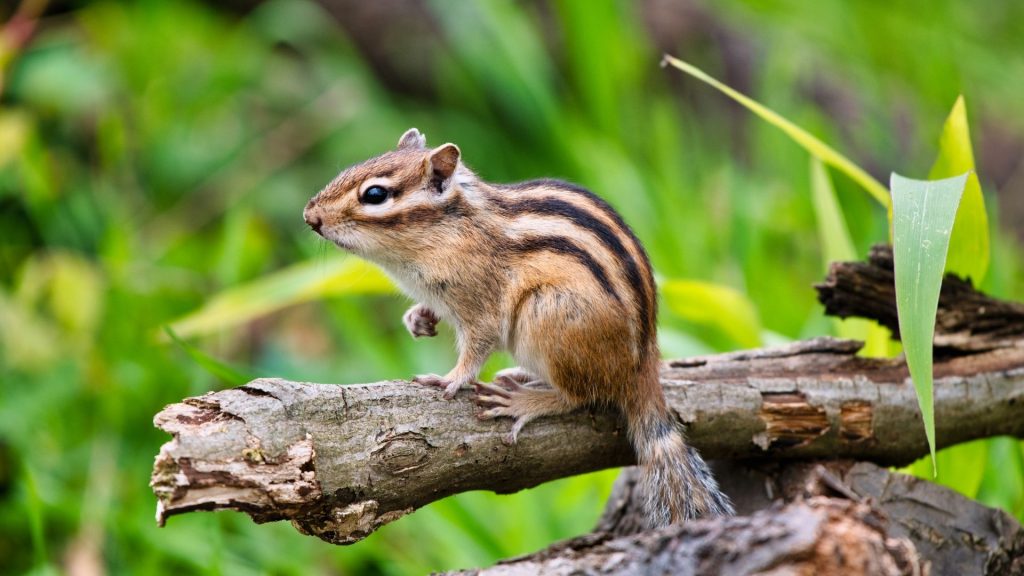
xmin=816 ymin=244 xmax=1024 ymax=349
xmin=151 ymin=336 xmax=1024 ymax=545
xmin=447 ymin=496 xmax=923 ymax=576
xmin=599 ymin=462 xmax=1024 ymax=575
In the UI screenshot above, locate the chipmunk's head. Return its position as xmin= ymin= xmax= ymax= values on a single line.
xmin=303 ymin=128 xmax=473 ymax=262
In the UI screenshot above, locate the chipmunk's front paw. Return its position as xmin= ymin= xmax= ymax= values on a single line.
xmin=403 ymin=304 xmax=439 ymax=338
xmin=413 ymin=373 xmax=464 ymax=399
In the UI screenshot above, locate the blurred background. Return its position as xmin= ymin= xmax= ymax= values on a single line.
xmin=1 ymin=0 xmax=1022 ymax=573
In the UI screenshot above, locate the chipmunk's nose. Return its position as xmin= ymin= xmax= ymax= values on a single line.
xmin=303 ymin=201 xmax=323 ymax=234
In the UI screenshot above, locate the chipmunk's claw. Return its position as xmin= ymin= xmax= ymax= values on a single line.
xmin=413 ymin=373 xmax=457 ymax=397
xmin=474 ymin=406 xmax=523 ymax=445
xmin=474 ymin=380 xmax=518 ymax=399
xmin=442 ymin=381 xmax=462 ymax=399
xmin=474 ymin=379 xmax=548 ymax=444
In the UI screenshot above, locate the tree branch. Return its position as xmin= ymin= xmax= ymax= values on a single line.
xmin=151 ymin=336 xmax=1024 ymax=545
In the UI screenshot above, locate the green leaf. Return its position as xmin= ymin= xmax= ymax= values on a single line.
xmin=164 ymin=326 xmax=253 ymax=386
xmin=809 ymin=157 xmax=893 ymax=354
xmin=929 ymin=96 xmax=989 ymax=283
xmin=810 ymin=158 xmax=871 ymax=341
xmin=661 ymin=279 xmax=762 ymax=349
xmin=810 ymin=157 xmax=857 ymax=265
xmin=662 ymin=54 xmax=891 ymax=208
xmin=891 ymin=172 xmax=969 ymax=473
xmin=166 ymin=256 xmax=395 ymax=338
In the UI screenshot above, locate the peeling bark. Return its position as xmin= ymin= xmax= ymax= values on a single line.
xmin=150 ymin=337 xmax=1024 ymax=545
xmin=839 ymin=401 xmax=873 ymax=442
xmin=754 ymin=391 xmax=829 ymax=449
xmin=151 ymin=395 xmax=320 ymax=526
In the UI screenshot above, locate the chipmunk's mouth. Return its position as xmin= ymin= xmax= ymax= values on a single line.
xmin=314 ymin=220 xmax=367 ymax=255
xmin=324 ymin=229 xmax=359 ymax=254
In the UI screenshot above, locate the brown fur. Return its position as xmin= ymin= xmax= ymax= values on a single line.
xmin=304 ymin=128 xmax=733 ymax=524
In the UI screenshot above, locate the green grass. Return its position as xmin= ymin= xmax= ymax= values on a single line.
xmin=1 ymin=0 xmax=1022 ymax=574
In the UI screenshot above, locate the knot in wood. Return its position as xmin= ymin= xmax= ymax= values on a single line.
xmin=371 ymin=430 xmax=433 ymax=474
xmin=293 ymin=500 xmax=412 ymax=545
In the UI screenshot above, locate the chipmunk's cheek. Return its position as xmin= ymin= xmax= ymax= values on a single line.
xmin=330 ymin=236 xmax=352 ymax=250
xmin=330 ymin=232 xmax=357 ymax=252
xmin=328 ymin=225 xmax=373 ymax=256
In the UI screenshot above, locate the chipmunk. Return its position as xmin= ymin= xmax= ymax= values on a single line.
xmin=303 ymin=128 xmax=733 ymax=525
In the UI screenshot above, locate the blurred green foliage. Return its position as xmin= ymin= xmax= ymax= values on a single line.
xmin=1 ymin=0 xmax=1022 ymax=574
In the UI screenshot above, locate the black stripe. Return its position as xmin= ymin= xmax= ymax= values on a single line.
xmin=350 ymin=196 xmax=470 ymax=227
xmin=506 ymin=179 xmax=653 ymax=275
xmin=497 ymin=179 xmax=657 ymax=346
xmin=510 ymin=236 xmax=620 ymax=303
xmin=493 ymin=196 xmax=651 ymax=347
xmin=539 ymin=179 xmax=657 ymax=343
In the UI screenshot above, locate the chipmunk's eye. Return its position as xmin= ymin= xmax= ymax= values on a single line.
xmin=361 ymin=185 xmax=390 ymax=205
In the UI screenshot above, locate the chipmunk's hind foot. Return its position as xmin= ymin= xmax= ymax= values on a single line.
xmin=475 ymin=378 xmax=576 ymax=444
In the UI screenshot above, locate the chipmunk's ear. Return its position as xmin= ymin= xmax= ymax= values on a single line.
xmin=428 ymin=143 xmax=460 ymax=190
xmin=397 ymin=128 xmax=427 ymax=150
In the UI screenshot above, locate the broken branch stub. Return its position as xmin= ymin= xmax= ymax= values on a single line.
xmin=816 ymin=244 xmax=1024 ymax=348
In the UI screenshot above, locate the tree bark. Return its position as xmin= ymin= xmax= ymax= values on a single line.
xmin=596 ymin=462 xmax=1024 ymax=576
xmin=150 ymin=336 xmax=1024 ymax=545
xmin=816 ymin=244 xmax=1024 ymax=349
xmin=446 ymin=496 xmax=925 ymax=576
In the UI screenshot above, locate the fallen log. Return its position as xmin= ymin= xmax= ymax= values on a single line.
xmin=597 ymin=461 xmax=1024 ymax=576
xmin=447 ymin=496 xmax=923 ymax=576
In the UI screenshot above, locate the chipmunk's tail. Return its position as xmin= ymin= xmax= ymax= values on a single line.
xmin=627 ymin=376 xmax=734 ymax=526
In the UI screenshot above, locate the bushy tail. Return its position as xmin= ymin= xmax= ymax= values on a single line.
xmin=629 ymin=410 xmax=734 ymax=526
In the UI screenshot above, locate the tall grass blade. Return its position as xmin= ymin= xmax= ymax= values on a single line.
xmin=930 ymin=96 xmax=989 ymax=283
xmin=662 ymin=54 xmax=891 ymax=209
xmin=164 ymin=327 xmax=253 ymax=386
xmin=890 ymin=172 xmax=969 ymax=473
xmin=167 ymin=257 xmax=395 ymax=338
xmin=810 ymin=157 xmax=857 ymax=264
xmin=809 ymin=158 xmax=891 ymax=353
